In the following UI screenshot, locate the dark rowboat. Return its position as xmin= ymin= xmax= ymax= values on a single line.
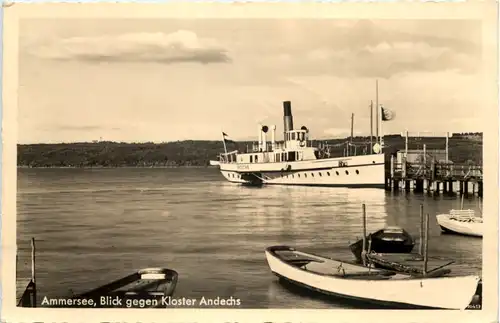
xmin=68 ymin=267 xmax=178 ymax=308
xmin=349 ymin=226 xmax=415 ymax=263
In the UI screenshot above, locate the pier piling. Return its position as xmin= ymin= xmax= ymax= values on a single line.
xmin=426 ymin=180 xmax=432 ymax=194
xmin=361 ymin=204 xmax=367 ymax=266
xmin=419 ymin=205 xmax=424 ymax=256
xmin=415 ymin=179 xmax=424 ymax=193
xmin=392 ymin=179 xmax=399 ymax=192
xmin=423 ymin=213 xmax=430 ymax=276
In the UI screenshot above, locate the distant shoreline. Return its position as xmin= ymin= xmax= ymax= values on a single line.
xmin=16 ymin=135 xmax=483 ymax=168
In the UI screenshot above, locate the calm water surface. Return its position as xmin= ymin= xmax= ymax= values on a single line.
xmin=16 ymin=168 xmax=482 ymax=308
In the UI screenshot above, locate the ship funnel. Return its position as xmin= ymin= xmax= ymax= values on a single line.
xmin=283 ymin=101 xmax=294 ymax=140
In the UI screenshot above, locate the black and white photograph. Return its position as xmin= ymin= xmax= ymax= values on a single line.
xmin=1 ymin=2 xmax=498 ymax=323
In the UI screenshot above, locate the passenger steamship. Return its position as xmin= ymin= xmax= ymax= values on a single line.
xmin=214 ymin=101 xmax=386 ymax=188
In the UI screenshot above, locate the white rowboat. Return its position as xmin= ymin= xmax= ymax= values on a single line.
xmin=265 ymin=245 xmax=480 ymax=309
xmin=436 ymin=209 xmax=483 ymax=237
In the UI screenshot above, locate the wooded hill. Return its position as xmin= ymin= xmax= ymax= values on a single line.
xmin=17 ymin=134 xmax=482 ymax=168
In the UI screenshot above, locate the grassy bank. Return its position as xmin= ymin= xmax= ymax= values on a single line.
xmin=17 ymin=133 xmax=482 ymax=168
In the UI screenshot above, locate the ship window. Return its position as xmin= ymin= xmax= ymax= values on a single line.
xmin=282 ymin=153 xmax=286 ymax=161
xmin=356 ymin=170 xmax=359 ymax=175
xmin=319 ymin=172 xmax=322 ymax=176
xmin=288 ymin=152 xmax=296 ymax=161
xmin=311 ymin=173 xmax=314 ymax=177
xmin=291 ymin=133 xmax=296 ymax=140
xmin=255 ymin=155 xmax=258 ymax=162
xmin=327 ymin=172 xmax=330 ymax=176
xmin=336 ymin=171 xmax=339 ymax=175
xmin=276 ymin=154 xmax=280 ymax=162
xmin=250 ymin=156 xmax=253 ymax=163
xmin=345 ymin=170 xmax=349 ymax=175
xmin=304 ymin=173 xmax=308 ymax=178
xmin=298 ymin=174 xmax=300 ymax=178
xmin=296 ymin=152 xmax=299 ymax=160
xmin=292 ymin=175 xmax=294 ymax=178
xmin=372 ymin=161 xmax=376 ymax=163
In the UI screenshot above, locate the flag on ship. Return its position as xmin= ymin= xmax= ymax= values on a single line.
xmin=381 ymin=106 xmax=395 ymax=121
xmin=222 ymin=132 xmax=235 ymax=143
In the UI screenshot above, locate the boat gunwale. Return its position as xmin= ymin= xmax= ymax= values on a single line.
xmin=266 ymin=245 xmax=480 ymax=282
xmin=265 ymin=245 xmax=396 ymax=279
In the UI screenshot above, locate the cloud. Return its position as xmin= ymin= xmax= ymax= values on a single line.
xmin=302 ymin=41 xmax=478 ymax=78
xmin=258 ymin=20 xmax=480 ymax=78
xmin=27 ymin=30 xmax=231 ymax=64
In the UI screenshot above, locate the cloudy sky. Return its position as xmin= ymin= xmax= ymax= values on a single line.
xmin=18 ymin=18 xmax=486 ymax=144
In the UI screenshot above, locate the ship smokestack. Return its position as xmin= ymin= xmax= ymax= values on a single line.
xmin=283 ymin=101 xmax=294 ymax=140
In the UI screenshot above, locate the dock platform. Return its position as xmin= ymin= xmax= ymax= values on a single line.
xmin=386 ymin=158 xmax=483 ymax=197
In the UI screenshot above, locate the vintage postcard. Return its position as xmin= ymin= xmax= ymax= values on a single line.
xmin=1 ymin=2 xmax=498 ymax=323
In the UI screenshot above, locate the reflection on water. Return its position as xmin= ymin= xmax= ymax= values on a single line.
xmin=17 ymin=168 xmax=482 ymax=308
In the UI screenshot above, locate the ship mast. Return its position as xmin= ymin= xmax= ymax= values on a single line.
xmin=370 ymin=100 xmax=373 ymax=150
xmin=375 ymin=79 xmax=379 ymax=143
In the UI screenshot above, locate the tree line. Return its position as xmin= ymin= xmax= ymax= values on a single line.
xmin=17 ymin=135 xmax=482 ymax=168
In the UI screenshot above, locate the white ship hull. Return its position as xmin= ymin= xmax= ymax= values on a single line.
xmin=219 ymin=153 xmax=386 ymax=188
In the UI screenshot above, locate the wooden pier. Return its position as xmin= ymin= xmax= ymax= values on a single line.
xmin=386 ymin=156 xmax=483 ymax=197
xmin=383 ymin=133 xmax=483 ymax=197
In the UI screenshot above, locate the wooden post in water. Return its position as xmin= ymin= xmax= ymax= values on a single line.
xmin=31 ymin=237 xmax=37 ymax=307
xmin=419 ymin=204 xmax=424 ymax=256
xmin=361 ymin=204 xmax=367 ymax=266
xmin=423 ymin=213 xmax=430 ymax=276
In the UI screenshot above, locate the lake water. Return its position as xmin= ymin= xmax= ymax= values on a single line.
xmin=16 ymin=168 xmax=482 ymax=308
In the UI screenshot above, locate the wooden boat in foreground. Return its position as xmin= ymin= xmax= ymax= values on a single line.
xmin=17 ymin=238 xmax=179 ymax=308
xmin=68 ymin=267 xmax=179 ymax=308
xmin=436 ymin=209 xmax=483 ymax=237
xmin=349 ymin=226 xmax=415 ymax=263
xmin=265 ymin=245 xmax=480 ymax=309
